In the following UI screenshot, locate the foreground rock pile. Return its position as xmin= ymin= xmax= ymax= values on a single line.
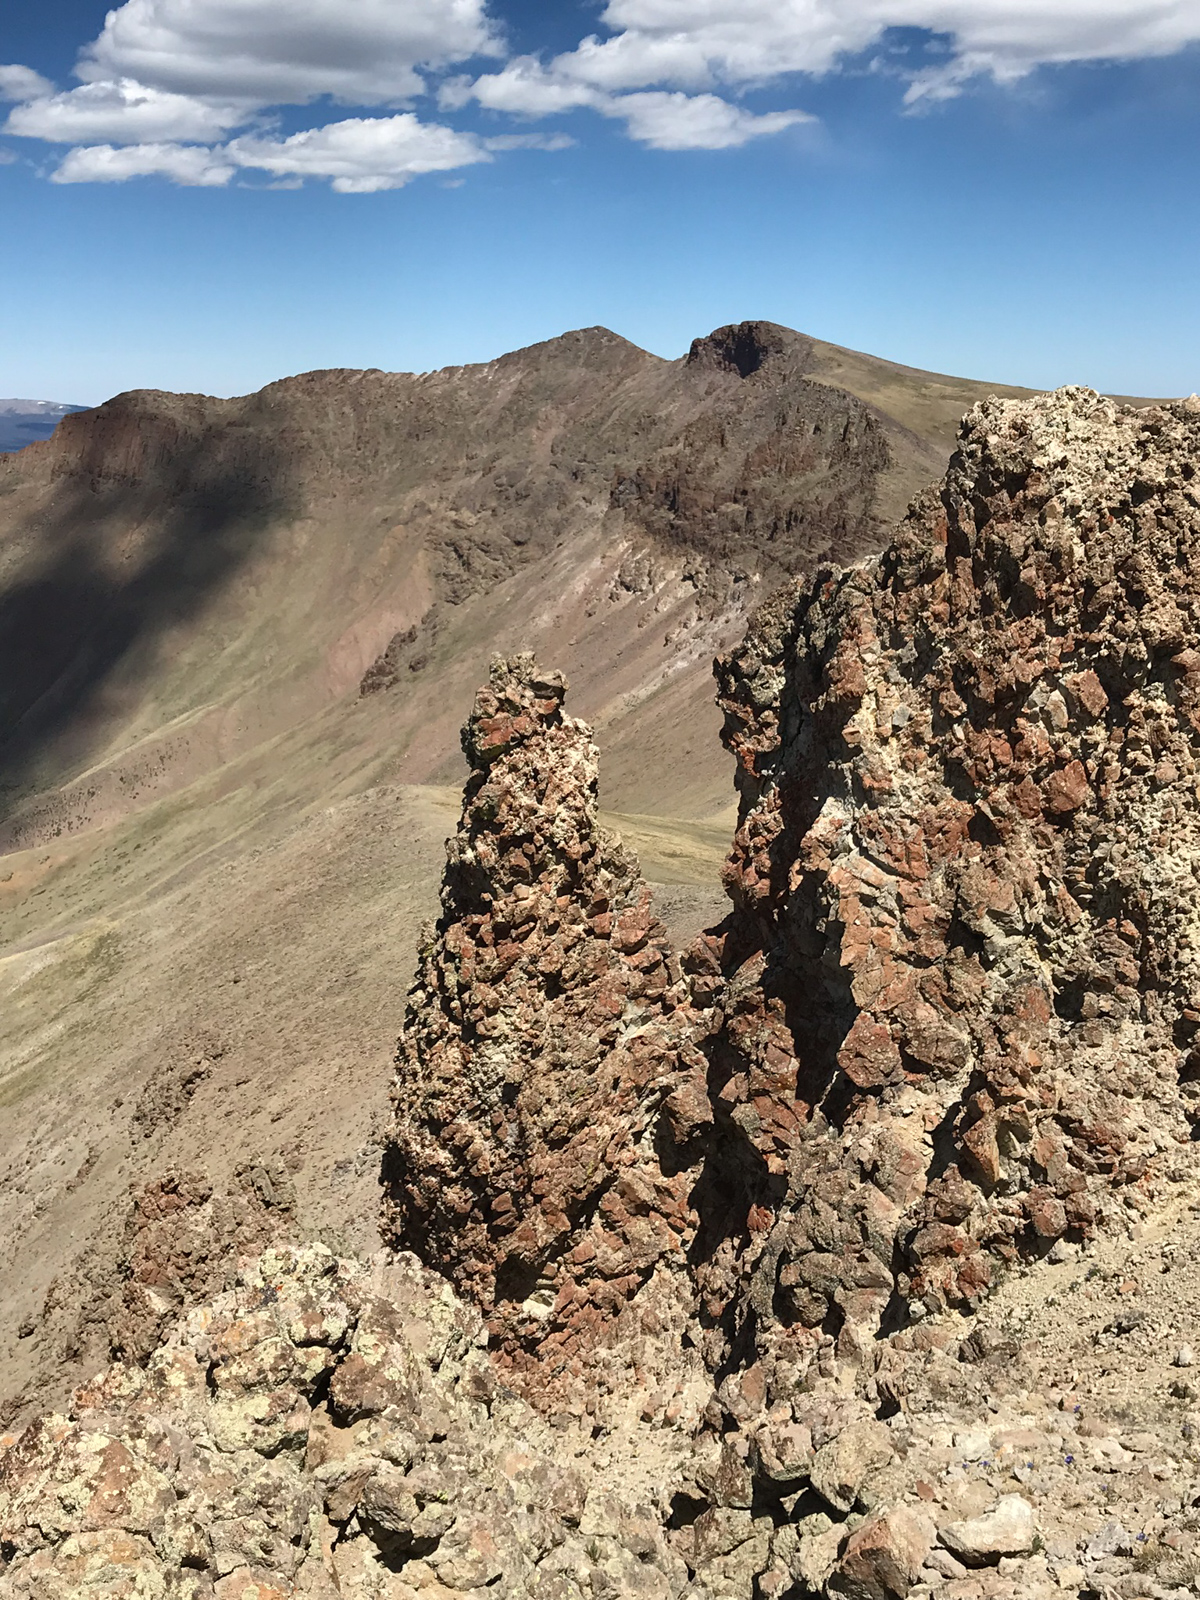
xmin=6 ymin=388 xmax=1200 ymax=1598
xmin=0 ymin=1245 xmax=706 ymax=1599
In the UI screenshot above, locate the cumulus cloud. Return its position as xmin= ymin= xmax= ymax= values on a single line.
xmin=446 ymin=0 xmax=1200 ymax=152
xmin=6 ymin=80 xmax=246 ymax=144
xmin=225 ymin=113 xmax=490 ymax=192
xmin=456 ymin=56 xmax=809 ymax=150
xmin=47 ymin=112 xmax=496 ymax=192
xmin=52 ymin=141 xmax=235 ymax=186
xmin=607 ymin=93 xmax=812 ymax=149
xmin=78 ymin=0 xmax=503 ymax=107
xmin=0 ymin=0 xmax=514 ymax=189
xmin=5 ymin=0 xmax=1200 ymax=188
xmin=523 ymin=1 xmax=1200 ymax=99
xmin=443 ymin=56 xmax=601 ymax=116
xmin=0 ymin=65 xmax=54 ymax=102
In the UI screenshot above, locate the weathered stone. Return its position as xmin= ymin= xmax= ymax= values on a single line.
xmin=695 ymin=387 xmax=1200 ymax=1381
xmin=940 ymin=1495 xmax=1036 ymax=1565
xmin=381 ymin=653 xmax=708 ymax=1404
xmin=810 ymin=1422 xmax=895 ymax=1515
xmin=830 ymin=1506 xmax=937 ymax=1598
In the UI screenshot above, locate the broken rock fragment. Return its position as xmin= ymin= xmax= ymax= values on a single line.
xmin=939 ymin=1494 xmax=1036 ymax=1565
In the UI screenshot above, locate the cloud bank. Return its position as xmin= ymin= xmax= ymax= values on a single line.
xmin=3 ymin=0 xmax=1199 ymax=189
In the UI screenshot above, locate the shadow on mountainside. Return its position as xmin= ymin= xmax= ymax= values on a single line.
xmin=0 ymin=407 xmax=293 ymax=827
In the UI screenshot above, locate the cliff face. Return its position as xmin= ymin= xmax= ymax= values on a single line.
xmin=7 ymin=388 xmax=1200 ymax=1600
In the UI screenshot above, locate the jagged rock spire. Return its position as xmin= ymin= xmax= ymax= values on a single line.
xmin=381 ymin=654 xmax=709 ymax=1397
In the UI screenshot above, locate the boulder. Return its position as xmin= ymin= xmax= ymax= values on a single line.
xmin=811 ymin=1422 xmax=895 ymax=1515
xmin=940 ymin=1495 xmax=1036 ymax=1565
xmin=831 ymin=1506 xmax=937 ymax=1599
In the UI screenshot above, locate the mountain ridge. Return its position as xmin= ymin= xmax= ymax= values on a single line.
xmin=0 ymin=320 xmax=1172 ymax=1454
xmin=0 ymin=318 xmax=1034 ymax=850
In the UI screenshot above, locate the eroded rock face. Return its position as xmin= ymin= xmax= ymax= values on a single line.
xmin=701 ymin=388 xmax=1200 ymax=1383
xmin=381 ymin=653 xmax=710 ymax=1399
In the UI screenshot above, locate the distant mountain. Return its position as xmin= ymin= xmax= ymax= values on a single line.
xmin=0 ymin=398 xmax=88 ymax=453
xmin=0 ymin=320 xmax=1042 ymax=843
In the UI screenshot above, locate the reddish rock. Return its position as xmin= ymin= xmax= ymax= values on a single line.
xmin=381 ymin=654 xmax=707 ymax=1397
xmin=832 ymin=1505 xmax=936 ymax=1599
xmin=1043 ymin=759 xmax=1090 ymax=814
xmin=695 ymin=387 xmax=1200 ymax=1385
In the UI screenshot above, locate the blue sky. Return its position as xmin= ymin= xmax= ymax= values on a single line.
xmin=2 ymin=1 xmax=1200 ymax=405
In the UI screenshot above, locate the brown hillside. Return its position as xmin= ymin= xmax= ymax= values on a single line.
xmin=0 ymin=320 xmax=1040 ymax=845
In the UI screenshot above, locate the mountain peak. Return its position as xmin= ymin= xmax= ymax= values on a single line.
xmin=686 ymin=319 xmax=812 ymax=377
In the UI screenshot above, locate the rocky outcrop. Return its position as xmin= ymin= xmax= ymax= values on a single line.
xmin=383 ymin=388 xmax=1200 ymax=1406
xmin=377 ymin=387 xmax=1200 ymax=1592
xmin=380 ymin=654 xmax=710 ymax=1404
xmin=613 ymin=322 xmax=892 ymax=579
xmin=699 ymin=388 xmax=1200 ymax=1392
xmin=0 ymin=1245 xmax=703 ymax=1599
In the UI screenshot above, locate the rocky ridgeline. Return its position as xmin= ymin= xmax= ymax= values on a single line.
xmin=6 ymin=390 xmax=1200 ymax=1598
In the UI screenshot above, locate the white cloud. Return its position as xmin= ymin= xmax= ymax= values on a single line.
xmin=0 ymin=65 xmax=54 ymax=102
xmin=7 ymin=0 xmax=1200 ymax=188
xmin=454 ymin=51 xmax=811 ymax=151
xmin=447 ymin=56 xmax=602 ymax=116
xmin=6 ymin=79 xmax=246 ymax=144
xmin=550 ymin=1 xmax=1200 ymax=95
xmin=452 ymin=1 xmax=1200 ymax=150
xmin=458 ymin=56 xmax=809 ymax=149
xmin=79 ymin=0 xmax=503 ymax=107
xmin=0 ymin=0 xmax=511 ymax=189
xmin=41 ymin=115 xmax=569 ymax=192
xmin=608 ymin=92 xmax=812 ymax=149
xmin=52 ymin=141 xmax=235 ymax=186
xmin=226 ymin=113 xmax=490 ymax=192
